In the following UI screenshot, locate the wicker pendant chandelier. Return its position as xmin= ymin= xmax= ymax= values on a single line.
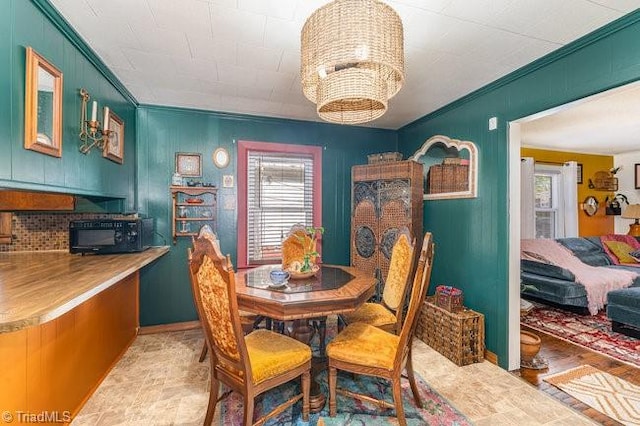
xmin=301 ymin=0 xmax=404 ymax=125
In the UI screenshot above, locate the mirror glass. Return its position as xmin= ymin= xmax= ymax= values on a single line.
xmin=410 ymin=135 xmax=478 ymax=200
xmin=37 ymin=67 xmax=55 ymax=146
xmin=24 ymin=47 xmax=63 ymax=157
xmin=583 ymin=196 xmax=599 ymax=216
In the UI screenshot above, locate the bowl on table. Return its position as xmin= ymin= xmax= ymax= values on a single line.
xmin=286 ymin=264 xmax=319 ymax=280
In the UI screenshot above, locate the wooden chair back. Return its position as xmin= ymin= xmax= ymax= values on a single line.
xmin=188 ymin=234 xmax=252 ymax=383
xmin=194 ymin=224 xmax=220 ymax=251
xmin=281 ymin=224 xmax=315 ymax=269
xmin=395 ymin=232 xmax=434 ymax=366
xmin=380 ymin=230 xmax=416 ymax=320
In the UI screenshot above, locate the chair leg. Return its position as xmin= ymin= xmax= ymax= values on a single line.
xmin=302 ymin=370 xmax=311 ymax=421
xmin=243 ymin=394 xmax=254 ymax=426
xmin=329 ymin=367 xmax=338 ymax=417
xmin=252 ymin=315 xmax=265 ymax=329
xmin=406 ymin=347 xmax=422 ymax=408
xmin=391 ymin=377 xmax=407 ymax=426
xmin=199 ymin=341 xmax=208 ymax=362
xmin=316 ymin=317 xmax=327 ymax=355
xmin=337 ymin=314 xmax=345 ymax=333
xmin=204 ymin=376 xmax=219 ymax=426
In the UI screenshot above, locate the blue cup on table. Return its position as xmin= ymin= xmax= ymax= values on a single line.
xmin=269 ymin=269 xmax=290 ymax=285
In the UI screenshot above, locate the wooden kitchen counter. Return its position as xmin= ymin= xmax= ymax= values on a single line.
xmin=0 ymin=246 xmax=169 ymax=333
xmin=0 ymin=246 xmax=169 ymax=422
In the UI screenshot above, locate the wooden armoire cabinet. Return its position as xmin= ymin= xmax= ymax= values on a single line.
xmin=351 ymin=160 xmax=424 ymax=299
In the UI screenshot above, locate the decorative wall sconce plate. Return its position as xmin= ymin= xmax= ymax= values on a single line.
xmin=213 ymin=147 xmax=230 ymax=168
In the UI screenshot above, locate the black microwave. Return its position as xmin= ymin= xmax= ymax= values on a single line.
xmin=69 ymin=218 xmax=153 ymax=254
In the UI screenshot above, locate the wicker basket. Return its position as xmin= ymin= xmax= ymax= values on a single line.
xmin=415 ymin=296 xmax=484 ymax=366
xmin=435 ymin=285 xmax=463 ymax=312
xmin=367 ymin=152 xmax=402 ymax=164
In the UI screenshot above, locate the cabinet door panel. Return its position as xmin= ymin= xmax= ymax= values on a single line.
xmin=379 ymin=199 xmax=411 ymax=282
xmin=351 ymin=200 xmax=378 ymax=277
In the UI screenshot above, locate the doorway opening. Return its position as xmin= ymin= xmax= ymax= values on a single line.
xmin=507 ymin=79 xmax=640 ymax=370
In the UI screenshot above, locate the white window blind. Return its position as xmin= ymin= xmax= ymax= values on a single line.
xmin=247 ymin=151 xmax=315 ymax=264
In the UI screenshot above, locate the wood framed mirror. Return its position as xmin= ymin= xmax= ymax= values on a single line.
xmin=410 ymin=134 xmax=478 ymax=200
xmin=24 ymin=47 xmax=63 ymax=157
xmin=583 ymin=196 xmax=599 ymax=216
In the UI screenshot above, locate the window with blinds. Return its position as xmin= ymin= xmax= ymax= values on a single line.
xmin=247 ymin=151 xmax=315 ymax=264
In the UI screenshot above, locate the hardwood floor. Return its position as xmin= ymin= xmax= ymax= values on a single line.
xmin=516 ymin=325 xmax=640 ymax=426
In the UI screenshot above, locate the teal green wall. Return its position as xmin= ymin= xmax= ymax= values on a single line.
xmin=0 ymin=0 xmax=137 ymax=209
xmin=137 ymin=106 xmax=397 ymax=325
xmin=6 ymin=0 xmax=640 ymax=370
xmin=398 ymin=11 xmax=640 ymax=368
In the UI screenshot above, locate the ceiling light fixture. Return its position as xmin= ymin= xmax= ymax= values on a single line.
xmin=301 ymin=0 xmax=404 ymax=125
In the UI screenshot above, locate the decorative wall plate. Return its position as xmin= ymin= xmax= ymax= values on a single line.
xmin=213 ymin=147 xmax=230 ymax=168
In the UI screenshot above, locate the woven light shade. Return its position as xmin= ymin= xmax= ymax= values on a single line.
xmin=301 ymin=0 xmax=404 ymax=125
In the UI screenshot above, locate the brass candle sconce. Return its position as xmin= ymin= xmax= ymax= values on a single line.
xmin=78 ymin=88 xmax=113 ymax=155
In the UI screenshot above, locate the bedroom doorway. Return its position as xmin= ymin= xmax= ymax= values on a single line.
xmin=507 ymin=80 xmax=640 ymax=371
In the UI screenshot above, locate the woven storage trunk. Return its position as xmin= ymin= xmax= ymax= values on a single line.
xmin=415 ymin=296 xmax=484 ymax=366
xmin=367 ymin=152 xmax=403 ymax=164
xmin=428 ymin=164 xmax=468 ymax=193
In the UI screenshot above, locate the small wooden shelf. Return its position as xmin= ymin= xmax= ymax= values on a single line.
xmin=171 ymin=186 xmax=217 ymax=244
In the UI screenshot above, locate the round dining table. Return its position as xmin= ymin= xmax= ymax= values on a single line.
xmin=235 ymin=264 xmax=377 ymax=412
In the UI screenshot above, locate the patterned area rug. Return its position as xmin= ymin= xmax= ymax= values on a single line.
xmin=521 ymin=301 xmax=640 ymax=367
xmin=220 ymin=369 xmax=471 ymax=425
xmin=544 ymin=365 xmax=640 ymax=425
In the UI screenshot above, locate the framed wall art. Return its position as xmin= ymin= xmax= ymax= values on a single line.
xmin=635 ymin=164 xmax=640 ymax=189
xmin=176 ymin=152 xmax=202 ymax=177
xmin=103 ymin=111 xmax=124 ymax=164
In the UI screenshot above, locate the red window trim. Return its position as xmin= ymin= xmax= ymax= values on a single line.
xmin=237 ymin=140 xmax=323 ymax=269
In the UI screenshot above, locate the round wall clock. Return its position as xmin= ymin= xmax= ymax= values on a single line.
xmin=213 ymin=147 xmax=230 ymax=168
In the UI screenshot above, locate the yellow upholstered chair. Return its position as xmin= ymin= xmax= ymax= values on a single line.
xmin=281 ymin=224 xmax=316 ymax=270
xmin=193 ymin=225 xmax=258 ymax=363
xmin=340 ymin=230 xmax=416 ymax=335
xmin=188 ymin=234 xmax=311 ymax=426
xmin=326 ymin=232 xmax=434 ymax=426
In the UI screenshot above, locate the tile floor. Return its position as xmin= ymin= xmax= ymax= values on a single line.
xmin=72 ymin=322 xmax=597 ymax=425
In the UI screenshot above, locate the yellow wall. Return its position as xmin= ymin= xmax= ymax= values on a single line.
xmin=521 ymin=148 xmax=614 ymax=236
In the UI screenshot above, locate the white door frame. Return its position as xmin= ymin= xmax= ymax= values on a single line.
xmin=507 ymin=122 xmax=522 ymax=370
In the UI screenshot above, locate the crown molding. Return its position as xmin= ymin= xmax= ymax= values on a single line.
xmin=401 ymin=9 xmax=640 ymax=131
xmin=31 ymin=0 xmax=138 ymax=106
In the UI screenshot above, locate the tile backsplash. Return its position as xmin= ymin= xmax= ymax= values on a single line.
xmin=0 ymin=213 xmax=118 ymax=252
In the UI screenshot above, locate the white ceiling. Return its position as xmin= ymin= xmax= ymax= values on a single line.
xmin=520 ymin=80 xmax=640 ymax=155
xmin=49 ymin=0 xmax=640 ymax=130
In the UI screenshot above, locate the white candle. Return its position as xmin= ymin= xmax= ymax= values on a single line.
xmin=103 ymin=107 xmax=110 ymax=131
xmin=91 ymin=101 xmax=97 ymax=122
